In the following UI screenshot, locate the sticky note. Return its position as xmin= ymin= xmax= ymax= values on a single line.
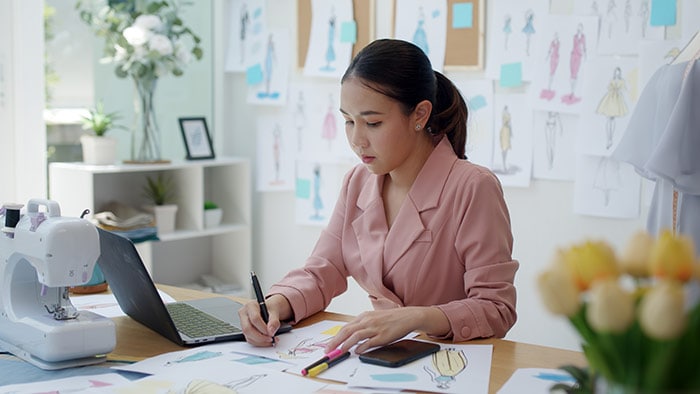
xmin=452 ymin=2 xmax=473 ymax=29
xmin=500 ymin=62 xmax=522 ymax=87
xmin=468 ymin=94 xmax=487 ymax=111
xmin=296 ymin=178 xmax=311 ymax=199
xmin=650 ymin=0 xmax=676 ymax=26
xmin=246 ymin=64 xmax=263 ymax=85
xmin=341 ymin=21 xmax=357 ymax=43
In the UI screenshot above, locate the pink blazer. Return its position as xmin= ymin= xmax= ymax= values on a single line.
xmin=270 ymin=137 xmax=518 ymax=342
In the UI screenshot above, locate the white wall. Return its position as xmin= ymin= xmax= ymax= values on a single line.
xmin=214 ymin=1 xmax=650 ymax=351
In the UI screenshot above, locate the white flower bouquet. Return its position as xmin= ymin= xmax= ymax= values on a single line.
xmin=538 ymin=230 xmax=700 ymax=393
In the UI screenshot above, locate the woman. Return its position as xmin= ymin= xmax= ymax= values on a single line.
xmin=238 ymin=39 xmax=518 ymax=354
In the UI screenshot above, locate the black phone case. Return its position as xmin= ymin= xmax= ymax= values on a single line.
xmin=358 ymin=339 xmax=441 ymax=368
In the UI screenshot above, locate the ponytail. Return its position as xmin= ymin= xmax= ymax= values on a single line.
xmin=428 ymin=72 xmax=468 ymax=160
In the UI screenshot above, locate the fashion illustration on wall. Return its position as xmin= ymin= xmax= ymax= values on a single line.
xmin=596 ymin=66 xmax=629 ymax=149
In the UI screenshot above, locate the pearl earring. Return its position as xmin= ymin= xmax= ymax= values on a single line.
xmin=415 ymin=124 xmax=421 ymax=131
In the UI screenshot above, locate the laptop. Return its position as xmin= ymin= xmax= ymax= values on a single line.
xmin=95 ymin=228 xmax=290 ymax=346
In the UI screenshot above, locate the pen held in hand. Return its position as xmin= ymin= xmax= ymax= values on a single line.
xmin=307 ymin=351 xmax=351 ymax=378
xmin=250 ymin=271 xmax=269 ymax=323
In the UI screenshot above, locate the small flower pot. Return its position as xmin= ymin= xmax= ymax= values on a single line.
xmin=80 ymin=135 xmax=118 ymax=165
xmin=204 ymin=208 xmax=222 ymax=228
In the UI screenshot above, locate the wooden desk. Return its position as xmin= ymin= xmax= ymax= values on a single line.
xmin=110 ymin=285 xmax=586 ymax=393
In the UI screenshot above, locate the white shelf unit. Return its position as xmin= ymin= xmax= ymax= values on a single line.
xmin=48 ymin=157 xmax=251 ymax=296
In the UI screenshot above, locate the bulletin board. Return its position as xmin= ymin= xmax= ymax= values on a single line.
xmin=444 ymin=0 xmax=484 ymax=70
xmin=297 ymin=0 xmax=375 ymax=69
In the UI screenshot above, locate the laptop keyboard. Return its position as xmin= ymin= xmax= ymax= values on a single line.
xmin=166 ymin=302 xmax=242 ymax=339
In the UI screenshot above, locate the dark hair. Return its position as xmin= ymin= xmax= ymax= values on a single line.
xmin=341 ymin=39 xmax=468 ymax=159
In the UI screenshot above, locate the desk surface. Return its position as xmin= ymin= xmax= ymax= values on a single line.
xmin=110 ymin=285 xmax=586 ymax=393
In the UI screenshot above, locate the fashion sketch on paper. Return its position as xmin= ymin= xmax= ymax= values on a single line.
xmin=271 ymin=124 xmax=283 ymax=184
xmin=522 ymin=9 xmax=535 ymax=56
xmin=321 ymin=93 xmax=338 ymax=148
xmin=605 ymin=0 xmax=617 ymax=39
xmin=594 ymin=157 xmax=622 ymax=206
xmin=544 ymin=111 xmax=564 ymax=170
xmin=424 ymin=348 xmax=468 ymax=390
xmin=294 ymin=91 xmax=307 ymax=152
xmin=639 ymin=0 xmax=650 ymax=37
xmin=499 ymin=105 xmax=513 ymax=173
xmin=503 ymin=14 xmax=512 ymax=50
xmin=311 ymin=164 xmax=324 ymax=221
xmin=261 ymin=33 xmax=277 ymax=98
xmin=624 ymin=0 xmax=633 ymax=33
xmin=239 ymin=3 xmax=249 ymax=65
xmin=596 ymin=66 xmax=628 ymax=150
xmin=413 ymin=6 xmax=429 ymax=54
xmin=563 ymin=23 xmax=587 ymax=105
xmin=322 ymin=7 xmax=337 ymax=71
xmin=541 ymin=32 xmax=560 ymax=100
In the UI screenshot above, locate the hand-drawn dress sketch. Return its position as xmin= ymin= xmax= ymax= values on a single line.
xmin=563 ymin=24 xmax=586 ymax=104
xmin=596 ymin=66 xmax=628 ymax=149
xmin=541 ymin=33 xmax=560 ymax=99
xmin=321 ymin=94 xmax=337 ymax=147
xmin=522 ymin=9 xmax=536 ymax=56
xmin=413 ymin=7 xmax=429 ymax=54
xmin=503 ymin=14 xmax=512 ymax=49
xmin=499 ymin=106 xmax=513 ymax=172
xmin=323 ymin=12 xmax=337 ymax=71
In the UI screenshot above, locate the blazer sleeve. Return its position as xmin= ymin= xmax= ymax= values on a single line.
xmin=267 ymin=169 xmax=355 ymax=324
xmin=436 ymin=168 xmax=518 ymax=342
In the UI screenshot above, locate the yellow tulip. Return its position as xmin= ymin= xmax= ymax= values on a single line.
xmin=619 ymin=230 xmax=653 ymax=277
xmin=537 ymin=266 xmax=581 ymax=317
xmin=564 ymin=240 xmax=619 ymax=291
xmin=649 ymin=230 xmax=695 ymax=282
xmin=638 ymin=279 xmax=687 ymax=340
xmin=586 ymin=279 xmax=635 ymax=333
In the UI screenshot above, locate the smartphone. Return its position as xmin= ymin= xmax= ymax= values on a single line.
xmin=359 ymin=339 xmax=441 ymax=368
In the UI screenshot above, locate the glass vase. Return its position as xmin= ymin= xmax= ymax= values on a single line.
xmin=132 ymin=76 xmax=162 ymax=162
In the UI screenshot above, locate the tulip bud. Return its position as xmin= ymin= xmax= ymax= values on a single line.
xmin=619 ymin=230 xmax=653 ymax=277
xmin=564 ymin=240 xmax=619 ymax=291
xmin=639 ymin=279 xmax=687 ymax=340
xmin=537 ymin=266 xmax=581 ymax=317
xmin=586 ymin=279 xmax=635 ymax=333
xmin=649 ymin=230 xmax=695 ymax=282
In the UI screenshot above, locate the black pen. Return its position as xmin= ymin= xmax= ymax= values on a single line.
xmin=251 ymin=271 xmax=269 ymax=323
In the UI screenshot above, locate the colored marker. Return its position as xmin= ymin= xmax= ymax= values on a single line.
xmin=301 ymin=348 xmax=343 ymax=376
xmin=307 ymin=351 xmax=351 ymax=378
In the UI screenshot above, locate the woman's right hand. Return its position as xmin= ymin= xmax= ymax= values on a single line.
xmin=238 ymin=294 xmax=292 ymax=347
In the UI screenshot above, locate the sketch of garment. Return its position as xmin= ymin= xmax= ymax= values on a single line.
xmin=262 ymin=34 xmax=276 ymax=97
xmin=503 ymin=14 xmax=512 ymax=49
xmin=423 ymin=348 xmax=467 ymax=390
xmin=278 ymin=336 xmax=330 ymax=359
xmin=413 ymin=7 xmax=429 ymax=54
xmin=175 ymin=379 xmax=237 ymax=393
xmin=606 ymin=0 xmax=617 ymax=39
xmin=544 ymin=111 xmax=564 ymax=170
xmin=563 ymin=25 xmax=586 ymax=104
xmin=522 ymin=9 xmax=535 ymax=56
xmin=596 ymin=67 xmax=628 ymax=149
xmin=499 ymin=106 xmax=512 ymax=173
xmin=322 ymin=11 xmax=336 ymax=71
xmin=272 ymin=124 xmax=282 ymax=183
xmin=593 ymin=157 xmax=622 ymax=206
xmin=165 ymin=351 xmax=222 ymax=366
xmin=321 ymin=94 xmax=337 ymax=148
xmin=239 ymin=4 xmax=249 ymax=64
xmin=311 ymin=164 xmax=324 ymax=220
xmin=639 ymin=0 xmax=650 ymax=37
xmin=294 ymin=91 xmax=307 ymax=151
xmin=541 ymin=33 xmax=560 ymax=100
xmin=624 ymin=0 xmax=632 ymax=33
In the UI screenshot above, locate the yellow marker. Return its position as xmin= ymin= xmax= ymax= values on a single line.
xmin=307 ymin=351 xmax=350 ymax=378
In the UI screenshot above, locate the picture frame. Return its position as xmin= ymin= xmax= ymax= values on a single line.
xmin=178 ymin=117 xmax=215 ymax=160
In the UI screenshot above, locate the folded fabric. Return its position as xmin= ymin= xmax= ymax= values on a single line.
xmin=93 ymin=201 xmax=154 ymax=230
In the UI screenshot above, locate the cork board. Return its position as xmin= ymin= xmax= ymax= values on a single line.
xmin=297 ymin=0 xmax=375 ymax=69
xmin=445 ymin=0 xmax=484 ymax=69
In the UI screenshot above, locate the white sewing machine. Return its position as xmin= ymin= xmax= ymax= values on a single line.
xmin=0 ymin=198 xmax=116 ymax=370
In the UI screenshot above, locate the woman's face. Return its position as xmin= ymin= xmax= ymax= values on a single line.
xmin=340 ymin=78 xmax=422 ymax=176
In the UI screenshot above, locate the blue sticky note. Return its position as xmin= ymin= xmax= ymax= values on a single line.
xmin=341 ymin=21 xmax=357 ymax=43
xmin=246 ymin=64 xmax=263 ymax=85
xmin=650 ymin=0 xmax=676 ymax=26
xmin=500 ymin=63 xmax=522 ymax=87
xmin=468 ymin=95 xmax=487 ymax=111
xmin=296 ymin=178 xmax=311 ymax=199
xmin=452 ymin=2 xmax=473 ymax=29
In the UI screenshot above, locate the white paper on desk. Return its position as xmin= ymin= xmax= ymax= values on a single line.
xmin=497 ymin=367 xmax=576 ymax=394
xmin=225 ymin=320 xmax=348 ymax=368
xmin=114 ymin=342 xmax=293 ymax=375
xmin=347 ymin=343 xmax=493 ymax=394
xmin=73 ymin=290 xmax=176 ymax=318
xmin=0 ymin=372 xmax=130 ymax=394
xmin=103 ymin=359 xmax=326 ymax=394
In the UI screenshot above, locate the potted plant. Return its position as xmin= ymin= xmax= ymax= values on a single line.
xmin=79 ymin=100 xmax=125 ymax=165
xmin=142 ymin=173 xmax=178 ymax=234
xmin=203 ymin=200 xmax=222 ymax=229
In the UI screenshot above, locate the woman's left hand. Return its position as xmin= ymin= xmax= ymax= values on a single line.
xmin=324 ymin=306 xmax=450 ymax=354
